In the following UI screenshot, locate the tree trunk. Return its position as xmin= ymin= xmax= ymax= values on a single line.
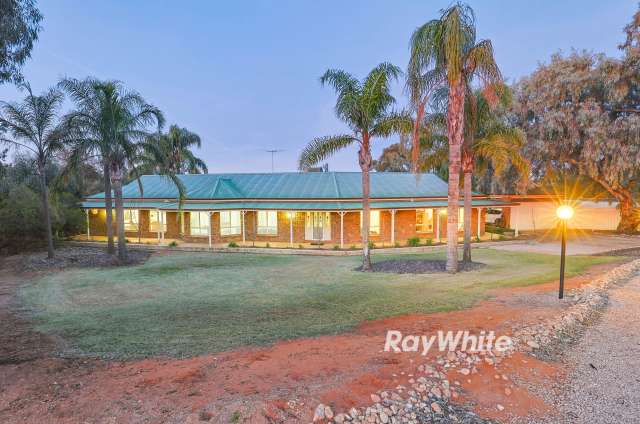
xmin=111 ymin=164 xmax=128 ymax=261
xmin=446 ymin=79 xmax=465 ymax=273
xmin=359 ymin=134 xmax=372 ymax=271
xmin=411 ymin=101 xmax=426 ymax=173
xmin=38 ymin=160 xmax=55 ymax=259
xmin=103 ymin=163 xmax=115 ymax=254
xmin=617 ymin=194 xmax=639 ymax=233
xmin=462 ymin=170 xmax=473 ymax=263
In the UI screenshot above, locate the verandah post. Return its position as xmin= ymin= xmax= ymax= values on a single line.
xmin=339 ymin=211 xmax=345 ymax=249
xmin=207 ymin=211 xmax=212 ymax=248
xmin=436 ymin=208 xmax=441 ymax=243
xmin=86 ymin=209 xmax=91 ymax=241
xmin=390 ymin=209 xmax=396 ymax=246
xmin=288 ymin=211 xmax=293 ymax=247
xmin=241 ymin=210 xmax=246 ymax=244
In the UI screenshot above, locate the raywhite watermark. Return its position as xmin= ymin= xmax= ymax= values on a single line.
xmin=383 ymin=330 xmax=512 ymax=356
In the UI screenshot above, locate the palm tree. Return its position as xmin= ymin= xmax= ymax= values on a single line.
xmin=461 ymin=87 xmax=529 ymax=262
xmin=60 ymin=77 xmax=164 ymax=261
xmin=0 ymin=84 xmax=68 ymax=258
xmin=409 ymin=2 xmax=502 ymax=272
xmin=299 ymin=63 xmax=412 ymax=270
xmin=137 ymin=125 xmax=207 ymax=236
xmin=406 ymin=65 xmax=445 ymax=174
xmin=138 ymin=125 xmax=207 ymax=175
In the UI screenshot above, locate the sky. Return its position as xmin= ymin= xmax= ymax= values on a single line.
xmin=0 ymin=0 xmax=636 ymax=173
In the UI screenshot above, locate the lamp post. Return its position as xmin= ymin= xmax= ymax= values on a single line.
xmin=556 ymin=205 xmax=574 ymax=299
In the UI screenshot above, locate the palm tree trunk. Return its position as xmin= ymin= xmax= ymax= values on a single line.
xmin=359 ymin=136 xmax=372 ymax=271
xmin=411 ymin=101 xmax=425 ymax=173
xmin=111 ymin=164 xmax=128 ymax=261
xmin=103 ymin=163 xmax=115 ymax=254
xmin=446 ymin=79 xmax=465 ymax=273
xmin=462 ymin=170 xmax=472 ymax=263
xmin=38 ymin=160 xmax=55 ymax=259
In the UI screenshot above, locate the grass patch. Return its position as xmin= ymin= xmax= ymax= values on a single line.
xmin=19 ymin=249 xmax=618 ymax=359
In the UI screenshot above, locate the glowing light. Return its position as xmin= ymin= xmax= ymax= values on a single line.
xmin=438 ymin=209 xmax=447 ymax=215
xmin=91 ymin=209 xmax=98 ymax=215
xmin=556 ymin=205 xmax=574 ymax=220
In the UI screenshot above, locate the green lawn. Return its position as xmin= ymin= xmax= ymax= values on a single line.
xmin=20 ymin=249 xmax=618 ymax=359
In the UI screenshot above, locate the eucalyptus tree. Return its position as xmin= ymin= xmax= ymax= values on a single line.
xmin=299 ymin=63 xmax=412 ymax=270
xmin=461 ymin=87 xmax=528 ymax=262
xmin=0 ymin=84 xmax=68 ymax=258
xmin=60 ymin=77 xmax=164 ymax=260
xmin=409 ymin=2 xmax=502 ymax=272
xmin=0 ymin=0 xmax=42 ymax=84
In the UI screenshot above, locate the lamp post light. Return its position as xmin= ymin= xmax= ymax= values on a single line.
xmin=556 ymin=205 xmax=574 ymax=299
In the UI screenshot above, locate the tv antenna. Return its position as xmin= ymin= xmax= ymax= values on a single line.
xmin=265 ymin=149 xmax=284 ymax=172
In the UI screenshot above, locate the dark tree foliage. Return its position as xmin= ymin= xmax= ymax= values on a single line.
xmin=513 ymin=6 xmax=640 ymax=233
xmin=0 ymin=155 xmax=97 ymax=254
xmin=0 ymin=0 xmax=42 ymax=84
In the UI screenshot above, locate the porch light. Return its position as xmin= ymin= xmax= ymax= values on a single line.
xmin=91 ymin=209 xmax=98 ymax=215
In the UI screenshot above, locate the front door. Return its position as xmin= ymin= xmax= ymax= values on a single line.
xmin=305 ymin=212 xmax=331 ymax=241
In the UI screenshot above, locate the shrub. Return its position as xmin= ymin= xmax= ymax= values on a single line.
xmin=406 ymin=236 xmax=420 ymax=247
xmin=228 ymin=241 xmax=238 ymax=248
xmin=394 ymin=241 xmax=400 ymax=248
xmin=350 ymin=245 xmax=356 ymax=250
xmin=425 ymin=238 xmax=433 ymax=246
xmin=168 ymin=240 xmax=178 ymax=247
xmin=368 ymin=240 xmax=376 ymax=249
xmin=332 ymin=245 xmax=340 ymax=250
xmin=298 ymin=244 xmax=304 ymax=249
xmin=230 ymin=412 xmax=242 ymax=423
xmin=265 ymin=242 xmax=270 ymax=248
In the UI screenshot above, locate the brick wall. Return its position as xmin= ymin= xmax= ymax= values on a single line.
xmin=86 ymin=206 xmax=487 ymax=245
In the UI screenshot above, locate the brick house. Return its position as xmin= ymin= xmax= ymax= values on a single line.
xmin=81 ymin=172 xmax=513 ymax=248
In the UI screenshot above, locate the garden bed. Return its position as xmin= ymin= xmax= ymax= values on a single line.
xmin=360 ymin=259 xmax=485 ymax=273
xmin=4 ymin=247 xmax=152 ymax=273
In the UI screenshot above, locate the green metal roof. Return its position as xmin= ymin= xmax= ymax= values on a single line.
xmin=81 ymin=199 xmax=514 ymax=211
xmin=86 ymin=172 xmax=455 ymax=200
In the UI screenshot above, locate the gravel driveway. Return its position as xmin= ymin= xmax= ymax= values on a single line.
xmin=548 ymin=273 xmax=640 ymax=423
xmin=489 ymin=234 xmax=640 ymax=256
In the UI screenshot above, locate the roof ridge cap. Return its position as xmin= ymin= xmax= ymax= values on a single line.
xmin=331 ymin=172 xmax=341 ymax=199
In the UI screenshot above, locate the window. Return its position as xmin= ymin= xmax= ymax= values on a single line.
xmin=257 ymin=211 xmax=278 ymax=235
xmin=220 ymin=211 xmax=241 ymax=236
xmin=190 ymin=212 xmax=210 ymax=236
xmin=360 ymin=210 xmax=381 ymax=235
xmin=416 ymin=209 xmax=434 ymax=233
xmin=149 ymin=210 xmax=167 ymax=232
xmin=458 ymin=208 xmax=464 ymax=231
xmin=124 ymin=210 xmax=138 ymax=231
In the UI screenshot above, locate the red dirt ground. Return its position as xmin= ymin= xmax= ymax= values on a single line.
xmin=0 ymin=260 xmax=619 ymax=424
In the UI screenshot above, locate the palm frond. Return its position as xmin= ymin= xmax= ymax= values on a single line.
xmin=371 ymin=110 xmax=413 ymax=137
xmin=298 ymin=134 xmax=357 ymax=170
xmin=465 ymin=40 xmax=502 ymax=86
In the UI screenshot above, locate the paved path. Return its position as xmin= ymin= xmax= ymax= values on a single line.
xmin=552 ymin=274 xmax=640 ymax=423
